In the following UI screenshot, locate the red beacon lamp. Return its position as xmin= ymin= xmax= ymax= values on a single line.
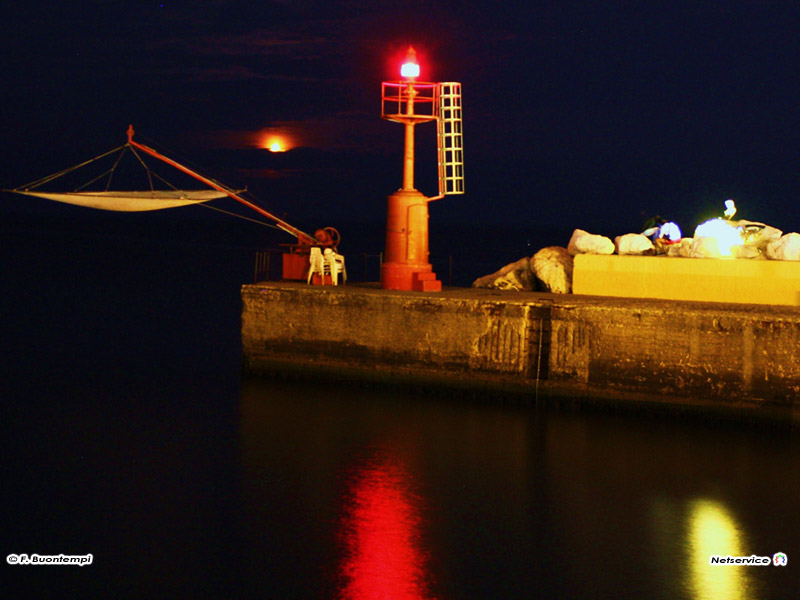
xmin=380 ymin=47 xmax=464 ymax=291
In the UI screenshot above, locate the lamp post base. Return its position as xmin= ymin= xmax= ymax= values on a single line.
xmin=381 ymin=261 xmax=441 ymax=291
xmin=381 ymin=189 xmax=441 ymax=291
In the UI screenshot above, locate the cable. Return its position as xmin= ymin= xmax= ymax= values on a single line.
xmin=194 ymin=201 xmax=281 ymax=229
xmin=14 ymin=145 xmax=126 ymax=191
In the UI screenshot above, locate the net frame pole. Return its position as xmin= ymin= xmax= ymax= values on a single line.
xmin=126 ymin=125 xmax=318 ymax=246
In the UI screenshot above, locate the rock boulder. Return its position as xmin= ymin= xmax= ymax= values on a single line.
xmin=766 ymin=232 xmax=800 ymax=261
xmin=689 ymin=236 xmax=722 ymax=258
xmin=567 ymin=229 xmax=615 ymax=255
xmin=472 ymin=257 xmax=534 ymax=290
xmin=532 ymin=246 xmax=573 ymax=293
xmin=614 ymin=233 xmax=654 ymax=255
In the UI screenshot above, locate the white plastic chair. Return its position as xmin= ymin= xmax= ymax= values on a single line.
xmin=307 ymin=247 xmax=325 ymax=284
xmin=334 ymin=252 xmax=346 ymax=284
xmin=323 ymin=248 xmax=342 ymax=285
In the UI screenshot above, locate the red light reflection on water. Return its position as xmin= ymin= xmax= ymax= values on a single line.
xmin=338 ymin=454 xmax=434 ymax=600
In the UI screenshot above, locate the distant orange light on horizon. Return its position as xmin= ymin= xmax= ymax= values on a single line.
xmin=257 ymin=130 xmax=295 ymax=152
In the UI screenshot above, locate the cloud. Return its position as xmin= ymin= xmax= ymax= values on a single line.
xmin=181 ymin=30 xmax=330 ymax=58
xmin=177 ymin=109 xmax=392 ymax=154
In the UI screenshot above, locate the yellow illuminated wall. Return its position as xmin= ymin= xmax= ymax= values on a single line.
xmin=573 ymin=254 xmax=800 ymax=306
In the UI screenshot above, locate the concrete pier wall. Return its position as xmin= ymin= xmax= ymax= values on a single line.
xmin=241 ymin=283 xmax=800 ymax=425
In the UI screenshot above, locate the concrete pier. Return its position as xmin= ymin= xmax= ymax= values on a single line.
xmin=241 ymin=282 xmax=800 ymax=426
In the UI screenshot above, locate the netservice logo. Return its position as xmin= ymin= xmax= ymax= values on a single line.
xmin=773 ymin=552 xmax=788 ymax=566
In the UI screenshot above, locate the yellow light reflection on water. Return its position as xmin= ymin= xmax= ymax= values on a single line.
xmin=687 ymin=498 xmax=756 ymax=600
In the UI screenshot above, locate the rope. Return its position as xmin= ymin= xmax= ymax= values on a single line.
xmin=16 ymin=143 xmax=192 ymax=196
xmin=103 ymin=145 xmax=130 ymax=191
xmin=75 ymin=167 xmax=117 ymax=192
xmin=10 ymin=134 xmax=284 ymax=232
xmin=127 ymin=145 xmax=157 ymax=191
xmin=194 ymin=201 xmax=281 ymax=229
xmin=15 ymin=145 xmax=127 ymax=191
xmin=133 ymin=132 xmax=290 ymax=219
xmin=134 ymin=133 xmax=233 ymax=192
xmin=125 ymin=140 xmax=282 ymax=228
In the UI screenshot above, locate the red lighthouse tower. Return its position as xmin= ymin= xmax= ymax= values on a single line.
xmin=380 ymin=47 xmax=464 ymax=291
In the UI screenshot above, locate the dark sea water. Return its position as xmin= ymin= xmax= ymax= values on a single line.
xmin=3 ymin=207 xmax=799 ymax=599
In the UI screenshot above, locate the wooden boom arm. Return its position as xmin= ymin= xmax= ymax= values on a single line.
xmin=126 ymin=125 xmax=337 ymax=247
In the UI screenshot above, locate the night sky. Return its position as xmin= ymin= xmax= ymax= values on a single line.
xmin=2 ymin=1 xmax=800 ymax=247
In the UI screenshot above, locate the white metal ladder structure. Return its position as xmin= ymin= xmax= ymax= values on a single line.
xmin=436 ymin=82 xmax=465 ymax=196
